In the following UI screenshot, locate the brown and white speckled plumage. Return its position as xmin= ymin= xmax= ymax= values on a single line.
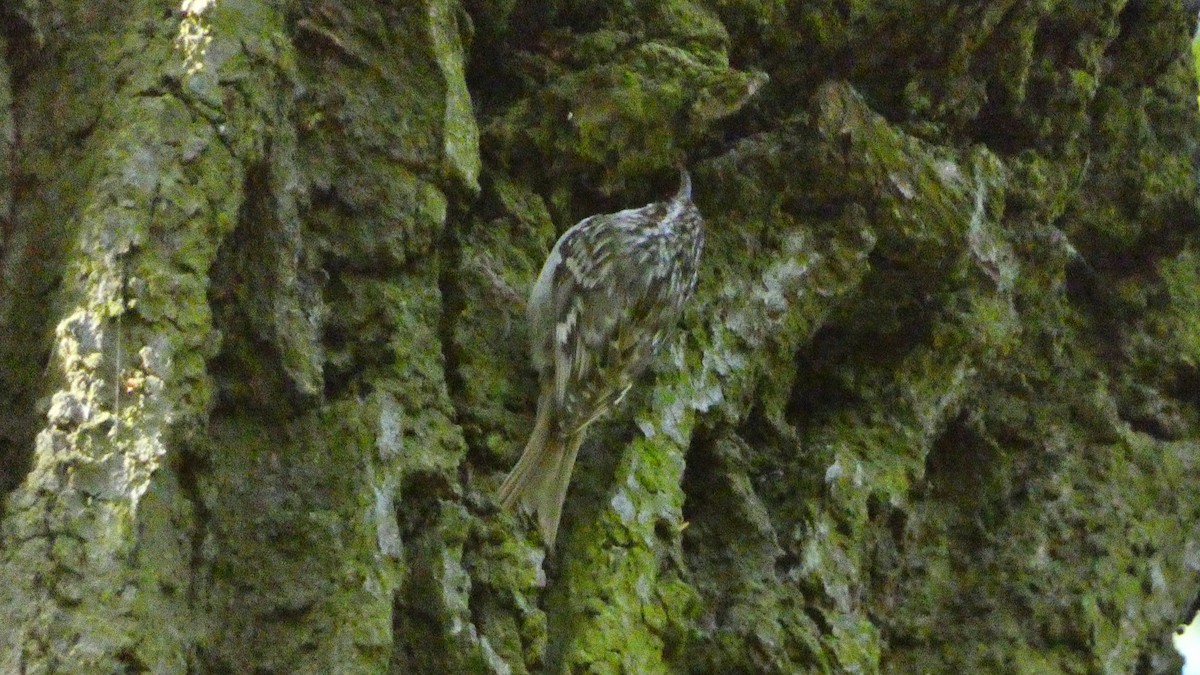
xmin=499 ymin=170 xmax=703 ymax=546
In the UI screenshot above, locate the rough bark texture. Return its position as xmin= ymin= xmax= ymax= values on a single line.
xmin=1 ymin=0 xmax=1198 ymax=673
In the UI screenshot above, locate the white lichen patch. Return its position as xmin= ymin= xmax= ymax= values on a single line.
xmin=373 ymin=482 xmax=402 ymax=560
xmin=965 ymin=164 xmax=1018 ymax=293
xmin=41 ymin=307 xmax=169 ymax=512
xmin=377 ymin=393 xmax=404 ymax=461
xmin=1175 ymin=610 xmax=1200 ymax=675
xmin=176 ymin=0 xmax=215 ymax=75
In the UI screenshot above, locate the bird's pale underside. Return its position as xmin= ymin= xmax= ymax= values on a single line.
xmin=498 ymin=170 xmax=704 ymax=547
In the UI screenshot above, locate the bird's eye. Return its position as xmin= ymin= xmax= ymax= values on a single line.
xmin=1178 ymin=625 xmax=1188 ymax=635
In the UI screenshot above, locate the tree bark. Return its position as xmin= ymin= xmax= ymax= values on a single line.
xmin=1 ymin=0 xmax=1198 ymax=673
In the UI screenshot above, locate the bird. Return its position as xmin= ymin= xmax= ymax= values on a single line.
xmin=498 ymin=169 xmax=704 ymax=547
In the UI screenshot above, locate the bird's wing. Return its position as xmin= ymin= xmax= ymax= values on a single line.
xmin=548 ymin=205 xmax=675 ymax=428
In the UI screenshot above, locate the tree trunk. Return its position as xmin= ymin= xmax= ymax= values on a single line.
xmin=1 ymin=0 xmax=1198 ymax=672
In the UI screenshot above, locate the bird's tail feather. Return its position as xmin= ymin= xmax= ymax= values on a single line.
xmin=498 ymin=402 xmax=584 ymax=547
